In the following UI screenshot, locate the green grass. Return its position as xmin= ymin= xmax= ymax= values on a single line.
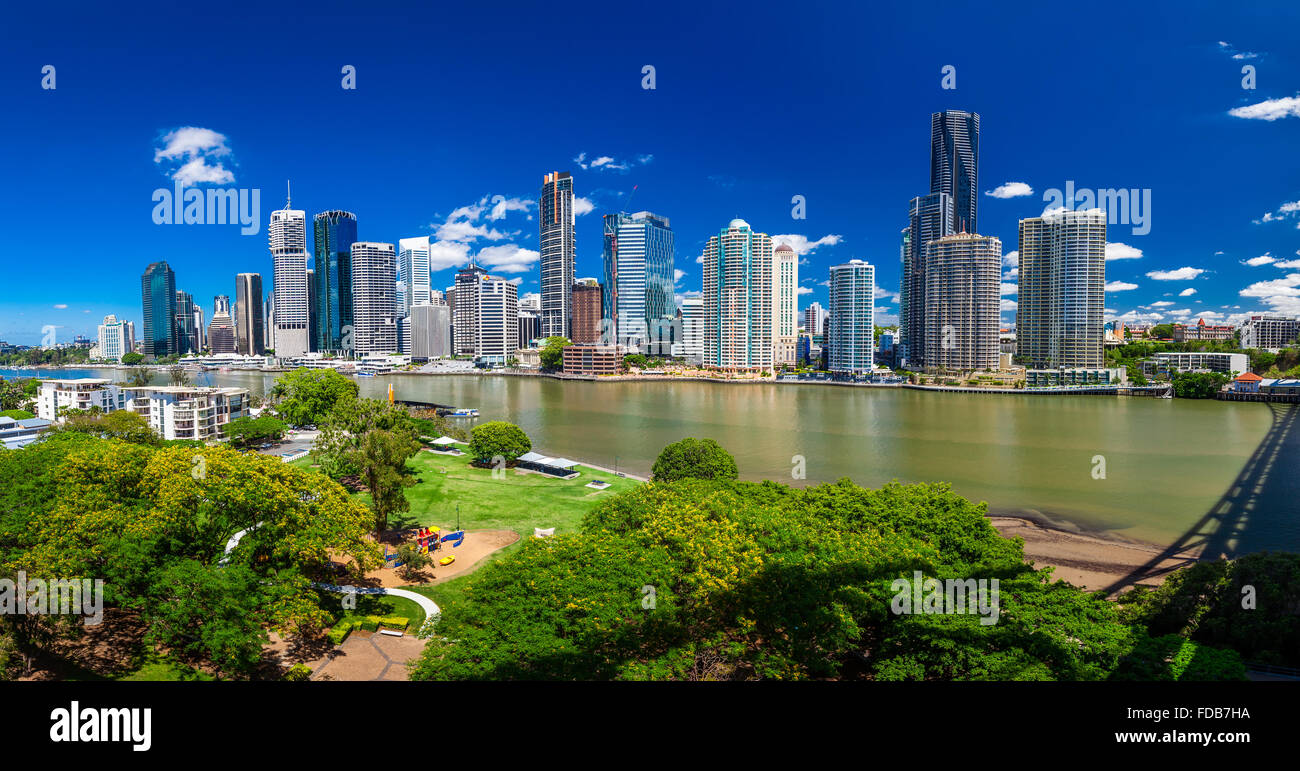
xmin=328 ymin=593 xmax=427 ymax=630
xmin=396 ymin=450 xmax=641 ymax=538
xmin=116 ymin=657 xmax=215 ymax=682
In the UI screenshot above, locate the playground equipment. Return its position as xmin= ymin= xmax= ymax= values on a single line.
xmin=438 ymin=555 xmax=456 ymax=566
xmin=440 ymin=530 xmax=465 ymax=548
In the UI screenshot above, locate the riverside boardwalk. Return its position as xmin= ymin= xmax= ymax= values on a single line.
xmin=904 ymin=383 xmax=1175 ymax=397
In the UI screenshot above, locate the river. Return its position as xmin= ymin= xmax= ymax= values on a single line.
xmin=7 ymin=366 xmax=1297 ymax=552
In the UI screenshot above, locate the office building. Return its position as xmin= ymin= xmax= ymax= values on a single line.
xmin=1240 ymin=314 xmax=1300 ymax=350
xmin=397 ymin=236 xmax=433 ymax=317
xmin=234 ymin=273 xmax=264 ymax=356
xmin=539 ymin=171 xmax=575 ymax=338
xmin=350 ymin=241 xmax=398 ymax=356
xmin=453 ymin=262 xmax=518 ymax=364
xmin=1016 ymin=208 xmax=1107 ymax=368
xmin=97 ymin=315 xmax=135 ymax=361
xmin=141 ymin=261 xmax=179 ymax=359
xmin=702 ymin=219 xmax=773 ymax=371
xmin=270 ymin=193 xmax=311 ymax=358
xmin=923 ymin=233 xmax=1002 ymax=371
xmin=1172 ymin=318 xmax=1235 ymax=343
xmin=803 ymin=302 xmax=826 ymax=336
xmin=175 ymin=290 xmax=198 ymax=354
xmin=410 ymin=302 xmax=451 ymax=361
xmin=312 ymin=210 xmax=358 ymax=353
xmin=208 ymin=296 xmax=236 ymax=354
xmin=571 ymin=280 xmax=604 ymax=344
xmin=601 ymin=210 xmax=675 ymax=352
xmin=563 ymin=345 xmax=623 ymax=376
xmin=773 ymin=244 xmax=799 ymax=366
xmin=828 ymin=259 xmax=876 ymax=375
xmin=518 ymin=310 xmax=541 ymax=348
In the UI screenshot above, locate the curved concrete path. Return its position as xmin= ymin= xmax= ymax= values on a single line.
xmin=220 ymin=525 xmax=440 ymax=624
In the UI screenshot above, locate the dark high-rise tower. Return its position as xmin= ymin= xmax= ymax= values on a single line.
xmin=930 ymin=110 xmax=980 ymax=234
xmin=312 ymin=210 xmax=358 ymax=353
xmin=539 ymin=172 xmax=575 ymax=339
xmin=141 ymin=261 xmax=178 ymax=360
xmin=235 ymin=272 xmax=265 ymax=356
xmin=901 ymin=192 xmax=953 ymax=366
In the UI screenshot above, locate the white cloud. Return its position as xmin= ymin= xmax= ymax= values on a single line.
xmin=1275 ymin=259 xmax=1300 ymax=269
xmin=1146 ymin=267 xmax=1204 ymax=281
xmin=1179 ymin=288 xmax=1197 ymax=297
xmin=674 ymin=269 xmax=686 ymax=284
xmin=1150 ymin=301 xmax=1174 ymax=307
xmin=1106 ymin=281 xmax=1139 ymax=292
xmin=1253 ymin=200 xmax=1300 ymax=225
xmin=770 ymin=233 xmax=843 ymax=256
xmin=1001 ymin=283 xmax=1017 ymax=295
xmin=1243 ymin=254 xmax=1276 ymax=266
xmin=487 ymin=196 xmax=533 ymax=221
xmin=53 ymin=303 xmax=68 ymax=309
xmin=1217 ymin=41 xmax=1261 ymax=60
xmin=1229 ymin=95 xmax=1300 ymax=121
xmin=428 ymin=240 xmax=471 ymax=272
xmin=475 ymin=244 xmax=539 ymax=274
xmin=985 ymin=182 xmax=1033 ymax=199
xmin=572 ymin=151 xmax=653 ymax=172
xmin=573 ymin=196 xmax=595 ymax=217
xmin=154 ymin=126 xmax=235 ymax=185
xmin=1105 ymin=242 xmax=1143 ymax=261
xmin=796 ymin=286 xmax=813 ymax=296
xmin=873 ymin=287 xmax=898 ymax=303
xmin=1000 ymin=299 xmax=1018 ymax=313
xmin=1002 ymin=250 xmax=1019 ymax=268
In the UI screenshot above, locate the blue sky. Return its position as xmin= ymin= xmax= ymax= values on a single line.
xmin=1 ymin=0 xmax=1298 ymax=345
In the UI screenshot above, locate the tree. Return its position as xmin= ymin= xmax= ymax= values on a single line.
xmin=223 ymin=415 xmax=288 ymax=449
xmin=539 ymin=336 xmax=572 ymax=370
xmin=394 ymin=542 xmax=433 ymax=579
xmin=651 ymin=437 xmax=738 ymax=483
xmin=167 ymin=364 xmax=193 ymax=386
xmin=271 ymin=368 xmax=359 ymax=426
xmin=314 ymin=398 xmax=421 ymax=534
xmin=0 ymin=378 xmax=34 ymax=412
xmin=120 ymin=352 xmax=144 ymax=365
xmin=56 ymin=409 xmax=159 ymax=445
xmin=143 ymin=560 xmax=270 ymax=677
xmin=124 ymin=366 xmax=153 ymax=387
xmin=1172 ymin=370 xmax=1228 ymax=399
xmin=468 ymin=421 xmax=531 ymax=466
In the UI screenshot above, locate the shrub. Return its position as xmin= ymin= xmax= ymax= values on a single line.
xmin=283 ymin=663 xmax=312 ymax=681
xmin=379 ymin=615 xmax=410 ymax=631
xmin=651 ymin=437 xmax=738 ymax=483
xmin=468 ymin=421 xmax=531 ymax=465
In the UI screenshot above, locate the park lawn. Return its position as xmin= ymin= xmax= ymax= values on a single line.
xmin=328 ymin=592 xmax=426 ymax=631
xmin=395 ymin=449 xmax=641 ymax=539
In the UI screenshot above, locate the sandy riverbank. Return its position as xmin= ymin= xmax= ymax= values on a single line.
xmin=991 ymin=515 xmax=1200 ymax=595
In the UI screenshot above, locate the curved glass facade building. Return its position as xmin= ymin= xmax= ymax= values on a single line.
xmin=313 ymin=210 xmax=358 ymax=353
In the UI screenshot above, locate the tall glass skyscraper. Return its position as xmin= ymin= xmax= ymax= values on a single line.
xmin=601 ymin=210 xmax=674 ymax=353
xmin=828 ymin=259 xmax=876 ymax=375
xmin=235 ymin=272 xmax=264 ymax=356
xmin=313 ymin=210 xmax=358 ymax=353
xmin=141 ymin=261 xmax=178 ymax=359
xmin=930 ymin=110 xmax=980 ymax=233
xmin=539 ymin=171 xmax=575 ymax=339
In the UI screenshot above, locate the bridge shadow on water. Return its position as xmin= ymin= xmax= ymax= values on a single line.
xmin=1104 ymin=402 xmax=1300 ymax=595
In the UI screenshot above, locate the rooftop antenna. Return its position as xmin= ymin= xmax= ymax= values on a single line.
xmin=286 ymin=180 xmax=292 ymax=209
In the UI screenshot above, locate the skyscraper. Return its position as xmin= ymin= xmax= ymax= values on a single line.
xmin=923 ymin=233 xmax=1002 ymax=371
xmin=313 ymin=210 xmax=358 ymax=354
xmin=673 ymin=297 xmax=704 ymax=364
xmin=803 ymin=302 xmax=825 ymax=336
xmin=410 ymin=303 xmax=451 ymax=361
xmin=900 ymin=192 xmax=954 ymax=367
xmin=452 ymin=261 xmax=518 ymax=363
xmin=828 ymin=259 xmax=876 ymax=375
xmin=571 ymin=280 xmax=603 ymax=345
xmin=601 ymin=210 xmax=675 ymax=352
xmin=97 ymin=315 xmax=135 ymax=361
xmin=270 ymin=191 xmax=310 ymax=357
xmin=397 ymin=236 xmax=433 ymax=317
xmin=702 ymin=219 xmax=773 ymax=371
xmin=175 ymin=290 xmax=198 ymax=354
xmin=772 ymin=244 xmax=799 ymax=366
xmin=208 ymin=295 xmax=236 ymax=354
xmin=141 ymin=261 xmax=178 ymax=360
xmin=350 ymin=241 xmax=398 ymax=356
xmin=539 ymin=171 xmax=575 ymax=339
xmin=1016 ymin=208 xmax=1107 ymax=368
xmin=931 ymin=110 xmax=980 ymax=233
xmin=234 ymin=273 xmax=264 ymax=356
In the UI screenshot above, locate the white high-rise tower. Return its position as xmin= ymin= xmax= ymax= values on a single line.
xmin=269 ymin=184 xmax=310 ymax=357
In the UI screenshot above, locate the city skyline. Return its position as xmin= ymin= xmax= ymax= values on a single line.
xmin=3 ymin=3 xmax=1300 ymax=347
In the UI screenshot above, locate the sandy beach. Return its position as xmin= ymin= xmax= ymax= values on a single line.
xmin=992 ymin=515 xmax=1200 ymax=595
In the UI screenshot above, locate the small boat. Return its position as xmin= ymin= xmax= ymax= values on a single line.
xmin=447 ymin=408 xmax=479 ymax=417
xmin=356 ymin=372 xmax=376 ymax=377
xmin=438 ymin=555 xmax=456 ymax=567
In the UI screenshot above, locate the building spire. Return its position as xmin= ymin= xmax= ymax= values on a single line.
xmin=286 ymin=179 xmax=292 ymax=209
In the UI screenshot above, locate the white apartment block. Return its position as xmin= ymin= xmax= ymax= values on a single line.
xmin=772 ymin=244 xmax=799 ymax=366
xmin=37 ymin=378 xmax=126 ymax=421
xmin=672 ymin=297 xmax=704 ymax=363
xmin=828 ymin=260 xmax=876 ymax=375
xmin=1016 ymin=208 xmax=1106 ymax=368
xmin=1240 ymin=314 xmax=1300 ymax=351
xmin=125 ymin=386 xmax=250 ymax=441
xmin=923 ymin=233 xmax=1002 ymax=371
xmin=351 ymin=241 xmax=399 ymax=356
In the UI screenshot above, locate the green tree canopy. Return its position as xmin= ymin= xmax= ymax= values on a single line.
xmin=120 ymin=352 xmax=144 ymax=365
xmin=467 ymin=421 xmax=531 ymax=465
xmin=651 ymin=437 xmax=738 ymax=483
xmin=56 ymin=409 xmax=159 ymax=445
xmin=223 ymin=415 xmax=288 ymax=449
xmin=539 ymin=336 xmax=572 ymax=370
xmin=270 ymin=368 xmax=359 ymax=426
